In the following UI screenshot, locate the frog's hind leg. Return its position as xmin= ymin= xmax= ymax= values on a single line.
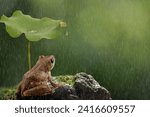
xmin=23 ymin=85 xmax=52 ymax=96
xmin=16 ymin=80 xmax=23 ymax=97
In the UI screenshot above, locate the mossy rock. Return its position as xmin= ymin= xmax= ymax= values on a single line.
xmin=0 ymin=75 xmax=75 ymax=100
xmin=0 ymin=73 xmax=111 ymax=100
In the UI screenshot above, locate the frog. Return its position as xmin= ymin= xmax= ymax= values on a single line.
xmin=16 ymin=55 xmax=60 ymax=97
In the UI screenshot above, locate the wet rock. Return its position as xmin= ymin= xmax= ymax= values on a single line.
xmin=74 ymin=72 xmax=111 ymax=100
xmin=16 ymin=72 xmax=111 ymax=100
xmin=52 ymin=85 xmax=79 ymax=100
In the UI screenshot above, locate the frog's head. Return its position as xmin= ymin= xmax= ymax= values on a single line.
xmin=37 ymin=55 xmax=55 ymax=72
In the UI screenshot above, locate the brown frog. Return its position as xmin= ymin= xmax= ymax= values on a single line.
xmin=16 ymin=55 xmax=59 ymax=96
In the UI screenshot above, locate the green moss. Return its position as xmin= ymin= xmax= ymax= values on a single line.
xmin=55 ymin=75 xmax=75 ymax=86
xmin=0 ymin=75 xmax=75 ymax=100
xmin=0 ymin=87 xmax=16 ymax=100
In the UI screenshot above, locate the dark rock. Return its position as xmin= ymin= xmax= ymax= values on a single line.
xmin=74 ymin=72 xmax=111 ymax=100
xmin=16 ymin=72 xmax=111 ymax=100
xmin=52 ymin=85 xmax=79 ymax=100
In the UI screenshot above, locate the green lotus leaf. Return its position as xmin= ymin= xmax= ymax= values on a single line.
xmin=0 ymin=10 xmax=66 ymax=41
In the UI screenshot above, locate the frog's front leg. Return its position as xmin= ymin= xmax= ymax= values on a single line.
xmin=48 ymin=72 xmax=60 ymax=88
xmin=49 ymin=76 xmax=60 ymax=88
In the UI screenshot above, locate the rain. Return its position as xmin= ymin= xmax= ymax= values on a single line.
xmin=0 ymin=0 xmax=150 ymax=99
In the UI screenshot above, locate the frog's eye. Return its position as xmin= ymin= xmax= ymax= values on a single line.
xmin=51 ymin=59 xmax=54 ymax=64
xmin=50 ymin=58 xmax=55 ymax=70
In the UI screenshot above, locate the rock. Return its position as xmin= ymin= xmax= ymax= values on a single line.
xmin=52 ymin=85 xmax=79 ymax=100
xmin=16 ymin=72 xmax=111 ymax=100
xmin=74 ymin=72 xmax=111 ymax=100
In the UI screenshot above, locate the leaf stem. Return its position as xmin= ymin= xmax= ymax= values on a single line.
xmin=28 ymin=41 xmax=31 ymax=69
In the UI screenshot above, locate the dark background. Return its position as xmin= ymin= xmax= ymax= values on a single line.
xmin=0 ymin=0 xmax=150 ymax=99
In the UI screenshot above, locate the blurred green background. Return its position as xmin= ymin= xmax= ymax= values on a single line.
xmin=0 ymin=0 xmax=150 ymax=99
